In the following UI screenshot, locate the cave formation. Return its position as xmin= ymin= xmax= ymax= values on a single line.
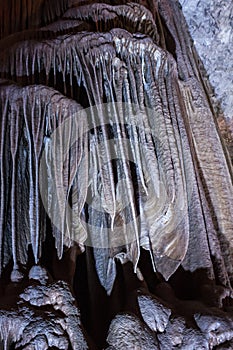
xmin=0 ymin=0 xmax=233 ymax=349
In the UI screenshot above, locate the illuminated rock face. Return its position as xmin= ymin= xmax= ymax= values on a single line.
xmin=180 ymin=0 xmax=233 ymax=120
xmin=0 ymin=1 xmax=233 ymax=349
xmin=179 ymin=0 xmax=233 ymax=157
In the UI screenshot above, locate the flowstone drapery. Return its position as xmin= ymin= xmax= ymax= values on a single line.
xmin=0 ymin=1 xmax=233 ymax=349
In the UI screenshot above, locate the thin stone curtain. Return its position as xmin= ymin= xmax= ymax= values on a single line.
xmin=0 ymin=0 xmax=233 ymax=294
xmin=0 ymin=1 xmax=233 ymax=348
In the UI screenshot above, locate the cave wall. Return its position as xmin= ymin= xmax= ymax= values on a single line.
xmin=179 ymin=0 xmax=233 ymax=143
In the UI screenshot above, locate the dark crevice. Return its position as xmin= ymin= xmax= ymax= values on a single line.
xmin=73 ymin=248 xmax=144 ymax=349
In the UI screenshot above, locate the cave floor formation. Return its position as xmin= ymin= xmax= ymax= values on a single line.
xmin=0 ymin=0 xmax=233 ymax=349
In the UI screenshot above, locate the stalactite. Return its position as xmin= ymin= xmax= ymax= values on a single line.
xmin=0 ymin=0 xmax=69 ymax=39
xmin=0 ymin=81 xmax=88 ymax=277
xmin=63 ymin=3 xmax=159 ymax=42
xmin=1 ymin=16 xmax=233 ymax=293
